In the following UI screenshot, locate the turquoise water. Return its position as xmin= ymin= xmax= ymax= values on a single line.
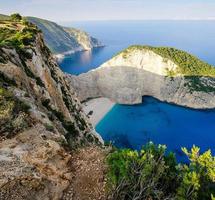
xmin=58 ymin=21 xmax=215 ymax=160
xmin=59 ymin=20 xmax=215 ymax=75
xmin=96 ymin=97 xmax=215 ymax=161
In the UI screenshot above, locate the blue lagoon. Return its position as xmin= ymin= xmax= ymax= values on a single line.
xmin=58 ymin=20 xmax=215 ymax=160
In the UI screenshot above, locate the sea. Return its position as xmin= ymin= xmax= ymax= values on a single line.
xmin=58 ymin=20 xmax=215 ymax=161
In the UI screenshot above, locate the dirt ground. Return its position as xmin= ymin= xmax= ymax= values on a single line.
xmin=62 ymin=146 xmax=108 ymax=200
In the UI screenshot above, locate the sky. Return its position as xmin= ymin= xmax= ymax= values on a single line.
xmin=0 ymin=0 xmax=215 ymax=22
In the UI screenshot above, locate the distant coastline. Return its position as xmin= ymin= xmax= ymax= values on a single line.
xmin=54 ymin=45 xmax=105 ymax=61
xmin=54 ymin=48 xmax=83 ymax=61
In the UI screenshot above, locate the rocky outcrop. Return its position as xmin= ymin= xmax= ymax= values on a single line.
xmin=27 ymin=17 xmax=103 ymax=55
xmin=0 ymin=20 xmax=102 ymax=199
xmin=67 ymin=47 xmax=215 ymax=109
xmin=64 ymin=27 xmax=102 ymax=51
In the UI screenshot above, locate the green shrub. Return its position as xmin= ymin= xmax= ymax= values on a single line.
xmin=107 ymin=143 xmax=215 ymax=200
xmin=0 ymin=72 xmax=16 ymax=86
xmin=176 ymin=146 xmax=215 ymax=200
xmin=42 ymin=99 xmax=51 ymax=107
xmin=107 ymin=142 xmax=178 ymax=200
xmin=62 ymin=121 xmax=79 ymax=136
xmin=0 ymin=18 xmax=38 ymax=50
xmin=10 ymin=13 xmax=22 ymax=21
xmin=42 ymin=99 xmax=80 ymax=141
xmin=0 ymin=87 xmax=31 ymax=137
xmin=44 ymin=123 xmax=54 ymax=132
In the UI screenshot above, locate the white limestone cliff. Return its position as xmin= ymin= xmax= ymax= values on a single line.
xmin=67 ymin=47 xmax=215 ymax=109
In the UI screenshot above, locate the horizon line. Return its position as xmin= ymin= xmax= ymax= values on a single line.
xmin=1 ymin=12 xmax=215 ymax=22
xmin=59 ymin=18 xmax=215 ymax=22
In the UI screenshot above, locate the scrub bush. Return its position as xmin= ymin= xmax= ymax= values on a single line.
xmin=107 ymin=142 xmax=215 ymax=200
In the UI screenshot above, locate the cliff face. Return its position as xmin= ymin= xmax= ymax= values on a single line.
xmin=67 ymin=46 xmax=215 ymax=109
xmin=0 ymin=20 xmax=102 ymax=199
xmin=64 ymin=27 xmax=102 ymax=51
xmin=27 ymin=17 xmax=103 ymax=55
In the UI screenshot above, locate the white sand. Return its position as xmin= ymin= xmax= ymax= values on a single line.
xmin=82 ymin=97 xmax=115 ymax=126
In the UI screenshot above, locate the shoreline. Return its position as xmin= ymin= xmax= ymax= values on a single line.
xmin=54 ymin=48 xmax=83 ymax=61
xmin=82 ymin=97 xmax=115 ymax=126
xmin=54 ymin=45 xmax=105 ymax=61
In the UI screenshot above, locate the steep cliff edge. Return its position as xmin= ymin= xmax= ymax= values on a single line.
xmin=27 ymin=17 xmax=103 ymax=55
xmin=0 ymin=18 xmax=103 ymax=199
xmin=67 ymin=46 xmax=215 ymax=109
xmin=65 ymin=27 xmax=102 ymax=50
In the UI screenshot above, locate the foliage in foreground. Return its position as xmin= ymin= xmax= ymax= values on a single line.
xmin=107 ymin=142 xmax=215 ymax=200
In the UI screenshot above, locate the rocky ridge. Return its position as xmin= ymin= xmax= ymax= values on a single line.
xmin=27 ymin=16 xmax=103 ymax=55
xmin=65 ymin=27 xmax=102 ymax=51
xmin=0 ymin=19 xmax=103 ymax=199
xmin=67 ymin=46 xmax=215 ymax=109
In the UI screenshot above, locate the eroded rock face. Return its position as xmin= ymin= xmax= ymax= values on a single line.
xmin=0 ymin=29 xmax=102 ymax=199
xmin=67 ymin=48 xmax=215 ymax=109
xmin=64 ymin=27 xmax=103 ymax=51
xmin=0 ymin=125 xmax=71 ymax=200
xmin=27 ymin=17 xmax=103 ymax=55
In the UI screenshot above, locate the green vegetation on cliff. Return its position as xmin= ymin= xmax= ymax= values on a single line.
xmin=124 ymin=45 xmax=215 ymax=77
xmin=0 ymin=14 xmax=102 ymax=55
xmin=26 ymin=16 xmax=101 ymax=54
xmin=26 ymin=16 xmax=81 ymax=54
xmin=10 ymin=13 xmax=22 ymax=21
xmin=0 ymin=86 xmax=31 ymax=138
xmin=0 ymin=14 xmax=100 ymax=148
xmin=121 ymin=45 xmax=215 ymax=92
xmin=0 ymin=14 xmax=39 ymax=49
xmin=107 ymin=142 xmax=215 ymax=200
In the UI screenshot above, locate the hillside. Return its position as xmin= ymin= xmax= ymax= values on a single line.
xmin=26 ymin=16 xmax=102 ymax=55
xmin=65 ymin=27 xmax=102 ymax=50
xmin=120 ymin=45 xmax=215 ymax=77
xmin=0 ymin=14 xmax=10 ymax=20
xmin=0 ymin=15 xmax=104 ymax=199
xmin=67 ymin=45 xmax=215 ymax=108
xmin=0 ymin=15 xmax=214 ymax=200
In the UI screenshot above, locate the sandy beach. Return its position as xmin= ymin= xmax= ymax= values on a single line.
xmin=82 ymin=97 xmax=115 ymax=126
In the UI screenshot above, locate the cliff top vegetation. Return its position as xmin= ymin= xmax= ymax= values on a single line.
xmin=120 ymin=45 xmax=215 ymax=77
xmin=0 ymin=13 xmax=39 ymax=49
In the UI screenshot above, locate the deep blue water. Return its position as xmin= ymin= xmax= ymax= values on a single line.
xmin=96 ymin=97 xmax=215 ymax=162
xmin=58 ymin=20 xmax=215 ymax=75
xmin=58 ymin=21 xmax=215 ymax=160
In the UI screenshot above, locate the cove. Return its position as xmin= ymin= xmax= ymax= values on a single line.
xmin=58 ymin=21 xmax=215 ymax=162
xmin=96 ymin=97 xmax=215 ymax=162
